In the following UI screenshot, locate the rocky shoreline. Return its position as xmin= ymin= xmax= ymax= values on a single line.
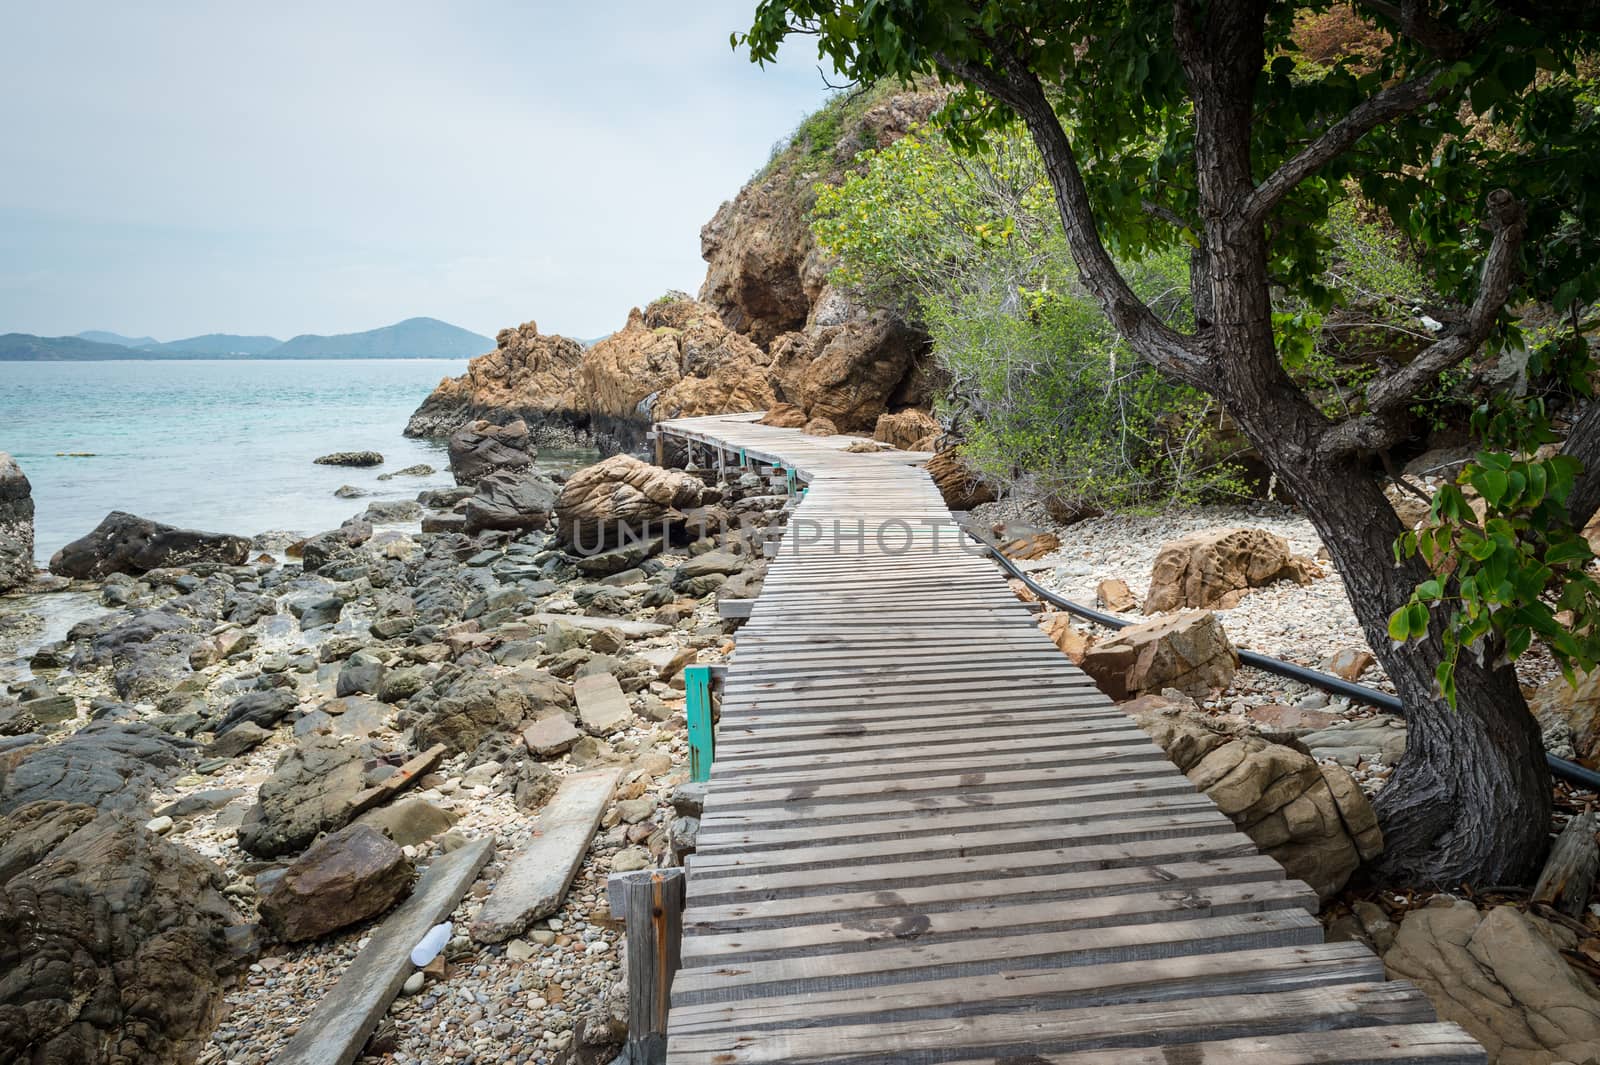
xmin=0 ymin=441 xmax=783 ymax=1065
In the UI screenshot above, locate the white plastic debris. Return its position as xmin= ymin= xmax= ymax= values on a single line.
xmin=410 ymin=921 xmax=451 ymax=967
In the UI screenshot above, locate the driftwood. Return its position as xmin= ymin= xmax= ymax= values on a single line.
xmin=1532 ymin=808 xmax=1598 ymax=919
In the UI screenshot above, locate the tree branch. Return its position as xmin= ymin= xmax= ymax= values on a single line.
xmin=1243 ymin=72 xmax=1442 ymax=225
xmin=1319 ymin=189 xmax=1527 ymax=457
xmin=933 ymin=46 xmax=1214 ymax=390
xmin=1562 ymin=400 xmax=1600 ymax=532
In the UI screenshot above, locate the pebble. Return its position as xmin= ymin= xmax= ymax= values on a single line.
xmin=402 ymin=972 xmax=425 ymax=996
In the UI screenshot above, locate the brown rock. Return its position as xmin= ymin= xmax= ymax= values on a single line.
xmin=257 ymin=824 xmax=414 ymax=942
xmin=1244 ymin=703 xmax=1342 ymax=732
xmin=873 ymin=409 xmax=940 ymax=451
xmin=1383 ymin=900 xmax=1600 ymax=1065
xmin=405 ymin=321 xmax=585 ymax=439
xmin=759 ymin=403 xmax=808 ymax=428
xmin=1529 ymin=670 xmax=1600 ymax=767
xmin=1096 ymin=578 xmax=1137 ymax=613
xmin=447 ymin=418 xmax=535 ymax=486
xmin=925 ymin=450 xmax=996 ymax=510
xmin=1039 ymin=612 xmax=1095 ymax=665
xmin=996 ymin=525 xmax=1060 ymax=561
xmin=1078 ymin=610 xmax=1238 ymax=700
xmin=556 ymin=454 xmax=707 ymax=551
xmin=769 ymin=311 xmax=924 ymax=431
xmin=802 ymin=416 xmax=839 ymax=436
xmin=1321 ymin=647 xmax=1376 ymax=682
xmin=1144 ymin=527 xmax=1321 ymax=614
xmin=523 ymin=715 xmax=582 ymax=758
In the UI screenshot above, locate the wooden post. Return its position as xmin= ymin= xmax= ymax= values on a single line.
xmin=607 ymin=868 xmax=686 ymax=1065
xmin=1533 ymin=807 xmax=1597 ymax=918
xmin=652 ymin=430 xmax=664 ymax=468
xmin=684 ymin=665 xmax=714 ymax=783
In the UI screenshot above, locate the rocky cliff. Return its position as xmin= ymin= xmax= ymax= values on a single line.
xmin=406 ymin=84 xmax=946 ymax=452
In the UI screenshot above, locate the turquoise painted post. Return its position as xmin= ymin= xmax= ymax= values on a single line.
xmin=738 ymin=448 xmax=747 ymax=467
xmin=684 ymin=665 xmax=715 ymax=783
xmin=785 ymin=467 xmax=797 ymax=495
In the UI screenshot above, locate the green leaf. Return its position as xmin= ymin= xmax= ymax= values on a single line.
xmin=1388 ymin=606 xmax=1412 ymax=642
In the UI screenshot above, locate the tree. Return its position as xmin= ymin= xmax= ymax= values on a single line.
xmin=740 ymin=1 xmax=1600 ymax=886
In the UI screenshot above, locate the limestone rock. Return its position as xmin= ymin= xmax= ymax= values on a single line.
xmin=412 ymin=667 xmax=570 ymax=755
xmin=447 ymin=418 xmax=536 ymax=485
xmin=1322 ymin=647 xmax=1376 ymax=682
xmin=556 ymin=455 xmax=707 ymax=552
xmin=0 ymin=801 xmax=240 ymax=1065
xmin=925 ymin=450 xmax=996 ymax=510
xmin=1079 ymin=610 xmax=1238 ymax=700
xmin=257 ymin=823 xmax=415 ymax=942
xmin=1383 ymin=899 xmax=1600 ymax=1065
xmin=356 ymin=798 xmax=457 ymax=846
xmin=1144 ymin=527 xmax=1321 ymax=614
xmin=48 ymin=511 xmax=250 ymax=579
xmin=873 ymin=409 xmax=939 ymax=451
xmin=0 ymin=453 xmax=34 ymax=592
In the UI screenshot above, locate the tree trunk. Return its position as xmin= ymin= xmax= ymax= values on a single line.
xmin=1260 ymin=445 xmax=1553 ymax=885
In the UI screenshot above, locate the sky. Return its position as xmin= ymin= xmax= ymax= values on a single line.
xmin=0 ymin=1 xmax=839 ymax=342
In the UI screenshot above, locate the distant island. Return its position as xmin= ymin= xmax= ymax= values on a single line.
xmin=1 ymin=317 xmax=492 ymax=360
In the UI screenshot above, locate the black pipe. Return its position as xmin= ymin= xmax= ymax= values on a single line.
xmin=983 ymin=541 xmax=1600 ymax=793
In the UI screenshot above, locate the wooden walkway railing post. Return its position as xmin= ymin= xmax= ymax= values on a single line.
xmin=608 ymin=868 xmax=687 ymax=1065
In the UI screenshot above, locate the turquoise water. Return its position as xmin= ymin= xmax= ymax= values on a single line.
xmin=1 ymin=359 xmax=475 ymax=561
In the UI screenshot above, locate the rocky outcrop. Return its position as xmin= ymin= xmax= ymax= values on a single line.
xmin=462 ymin=469 xmax=560 ymax=535
xmin=448 ymin=419 xmax=536 ymax=485
xmin=237 ymin=735 xmax=377 ymax=858
xmin=1131 ymin=703 xmax=1383 ymax=899
xmin=49 ymin=511 xmax=251 ymax=579
xmin=0 ymin=800 xmax=241 ymax=1065
xmin=1382 ymin=899 xmax=1600 ymax=1065
xmin=411 ymin=665 xmax=570 ymax=755
xmin=0 ymin=722 xmax=195 ymax=815
xmin=1079 ymin=610 xmax=1239 ymax=700
xmin=314 ymin=451 xmax=383 ymax=467
xmin=405 ymin=322 xmax=586 ymax=440
xmin=1529 ymin=670 xmax=1600 ymax=767
xmin=556 ymin=455 xmax=708 ymax=552
xmin=769 ymin=311 xmax=925 ymax=431
xmin=256 ymin=823 xmax=414 ymax=942
xmin=874 ymin=409 xmax=940 ymax=451
xmin=1144 ymin=527 xmax=1321 ymax=614
xmin=0 ymin=453 xmax=34 ymax=591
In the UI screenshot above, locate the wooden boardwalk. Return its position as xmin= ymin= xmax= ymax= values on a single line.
xmin=653 ymin=413 xmax=1483 ymax=1064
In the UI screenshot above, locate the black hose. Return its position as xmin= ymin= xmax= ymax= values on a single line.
xmin=984 ymin=542 xmax=1600 ymax=793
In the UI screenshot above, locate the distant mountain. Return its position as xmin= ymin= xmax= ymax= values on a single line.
xmin=270 ymin=317 xmax=491 ymax=358
xmin=154 ymin=333 xmax=282 ymax=356
xmin=2 ymin=333 xmax=141 ymax=360
xmin=2 ymin=317 xmax=491 ymax=360
xmin=78 ymin=330 xmax=160 ymax=348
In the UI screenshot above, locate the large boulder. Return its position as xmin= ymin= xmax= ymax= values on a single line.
xmin=1078 ymin=610 xmax=1239 ymax=700
xmin=768 ymin=311 xmax=925 ymax=432
xmin=405 ymin=321 xmax=587 ymax=440
xmin=1529 ymin=669 xmax=1600 ymax=768
xmin=447 ymin=418 xmax=536 ymax=486
xmin=48 ymin=511 xmax=250 ymax=580
xmin=0 ymin=800 xmax=241 ymax=1065
xmin=1383 ymin=899 xmax=1600 ymax=1065
xmin=256 ymin=823 xmax=414 ymax=942
xmin=0 ymin=722 xmax=195 ymax=815
xmin=926 ymin=450 xmax=996 ymax=510
xmin=1144 ymin=527 xmax=1321 ymax=614
xmin=236 ymin=735 xmax=376 ymax=858
xmin=556 ymin=454 xmax=708 ymax=552
xmin=873 ymin=409 xmax=940 ymax=451
xmin=1131 ymin=704 xmax=1382 ymax=899
xmin=298 ymin=518 xmax=373 ymax=572
xmin=0 ymin=453 xmax=34 ymax=591
xmin=462 ymin=469 xmax=560 ymax=535
xmin=413 ymin=666 xmax=570 ymax=755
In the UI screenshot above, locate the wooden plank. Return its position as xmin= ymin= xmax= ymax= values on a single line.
xmin=930 ymin=1025 xmax=1488 ymax=1065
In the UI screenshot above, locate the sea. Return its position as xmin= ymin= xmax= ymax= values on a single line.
xmin=0 ymin=358 xmax=603 ymax=560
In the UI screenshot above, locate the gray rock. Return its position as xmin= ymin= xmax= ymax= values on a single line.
xmin=0 ymin=722 xmax=194 ymax=815
xmin=355 ymin=798 xmax=458 ymax=847
xmin=574 ymin=673 xmax=631 ymax=735
xmin=292 ymin=595 xmax=343 ymax=630
xmin=156 ymin=788 xmax=246 ymax=820
xmin=544 ymin=617 xmax=590 ymax=653
xmin=362 ymin=500 xmax=423 ymax=524
xmin=0 ymin=452 xmax=34 ymax=592
xmin=205 ymin=721 xmax=273 ymax=759
xmin=1299 ymin=716 xmax=1408 ymax=766
xmin=314 ymin=451 xmax=384 ymax=467
xmin=48 ymin=511 xmax=249 ymax=579
xmin=213 ymin=689 xmax=299 ymax=736
xmin=257 ymin=823 xmax=414 ymax=942
xmin=334 ymin=484 xmax=367 ymax=499
xmin=462 ymin=470 xmax=560 ymax=535
xmin=448 ymin=420 xmax=534 ymax=486
xmin=522 ymin=715 xmax=581 ymax=758
xmin=236 ymin=735 xmax=375 ymax=858
xmin=378 ymin=463 xmax=435 ymax=481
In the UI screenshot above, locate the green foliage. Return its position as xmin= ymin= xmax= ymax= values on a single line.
xmin=812 ymin=122 xmax=1245 ymax=509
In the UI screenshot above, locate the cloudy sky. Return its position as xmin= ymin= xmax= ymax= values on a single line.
xmin=0 ymin=1 xmax=837 ymax=341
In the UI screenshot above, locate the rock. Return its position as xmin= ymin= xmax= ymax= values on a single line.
xmin=213 ymin=688 xmax=300 ymax=736
xmin=802 ymin=416 xmax=839 ymax=436
xmin=1144 ymin=527 xmax=1321 ymax=614
xmin=1039 ymin=612 xmax=1096 ymax=665
xmin=448 ymin=418 xmax=536 ymax=485
xmin=873 ymin=409 xmax=939 ymax=451
xmin=1383 ymin=899 xmax=1600 ymax=1064
xmin=0 ymin=453 xmax=34 ymax=592
xmin=523 ymin=715 xmax=582 ymax=757
xmin=462 ymin=469 xmax=560 ymax=534
xmin=471 ymin=769 xmax=620 ymax=942
xmin=1299 ymin=716 xmax=1408 ymax=766
xmin=155 ymin=788 xmax=245 ymax=820
xmin=378 ymin=463 xmax=435 ymax=480
xmin=413 ymin=667 xmax=570 ymax=754
xmin=996 ymin=524 xmax=1060 ymax=561
xmin=314 ymin=451 xmax=384 ymax=467
xmin=205 ymin=720 xmax=273 ymax=758
xmin=402 ymin=971 xmax=425 ymax=995
xmin=292 ymin=594 xmax=343 ymax=630
xmin=1530 ymin=670 xmax=1600 ymax=767
xmin=1096 ymin=578 xmax=1137 ymax=613
xmin=1079 ymin=610 xmax=1239 ymax=701
xmin=759 ymin=403 xmax=808 ymax=428
xmin=257 ymin=824 xmax=415 ymax=942
xmin=556 ymin=455 xmax=707 ymax=551
xmin=1243 ymin=704 xmax=1343 ymax=733
xmin=770 ymin=311 xmax=924 ymax=431
xmin=575 ymin=673 xmax=632 ymax=735
xmin=1321 ymin=647 xmax=1376 ymax=682
xmin=300 ymin=518 xmax=374 ymax=572
xmin=355 ymin=798 xmax=458 ymax=848
xmin=236 ymin=735 xmax=375 ymax=858
xmin=926 ymin=450 xmax=996 ymax=510
xmin=544 ymin=617 xmax=591 ymax=653
xmin=406 ymin=323 xmax=587 ymax=441
xmin=0 ymin=801 xmax=240 ymax=1065
xmin=609 ymin=847 xmax=651 ymax=872
xmin=334 ymin=484 xmax=367 ymax=499
xmin=0 ymin=722 xmax=194 ymax=815
xmin=362 ymin=499 xmax=423 ymax=523
xmin=48 ymin=511 xmax=250 ymax=579
xmin=1130 ymin=706 xmax=1382 ymax=898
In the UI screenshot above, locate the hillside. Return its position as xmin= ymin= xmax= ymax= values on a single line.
xmin=2 ymin=317 xmax=491 ymax=360
xmin=270 ymin=317 xmax=490 ymax=358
